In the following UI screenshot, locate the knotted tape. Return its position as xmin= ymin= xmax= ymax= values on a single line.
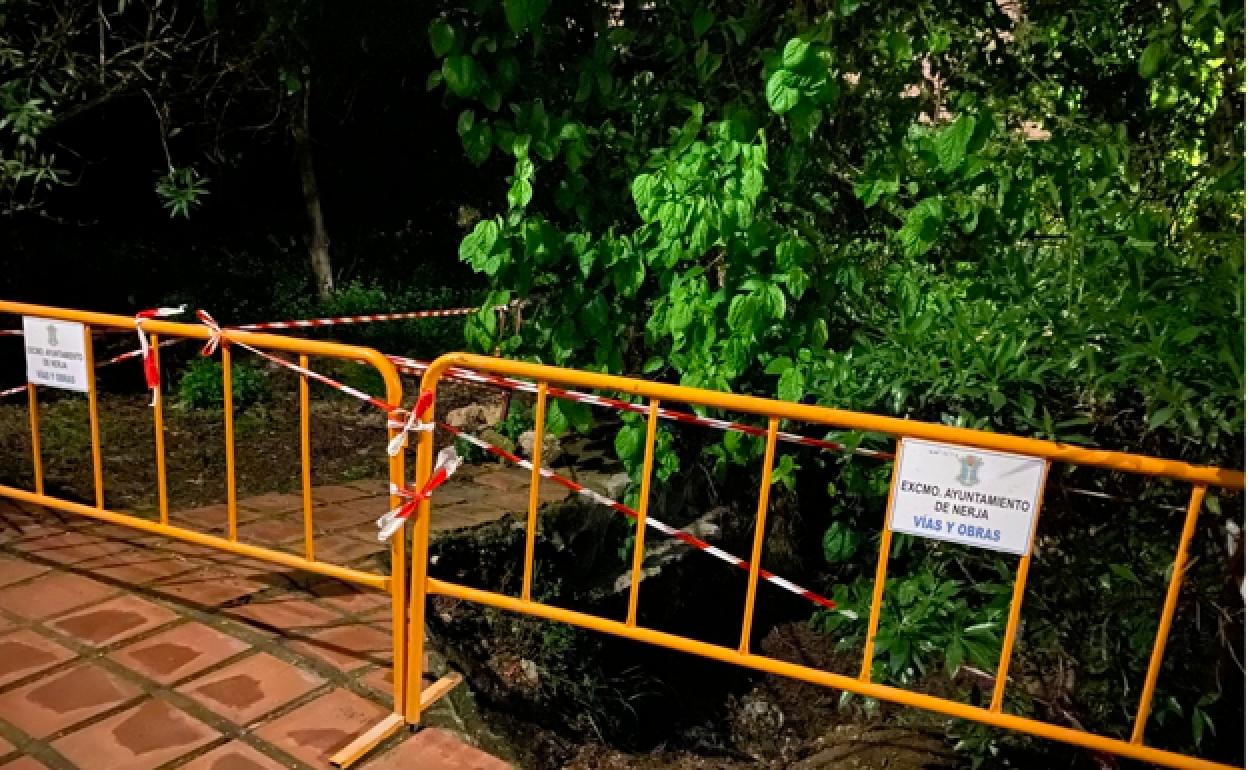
xmin=386 ymin=390 xmax=435 ymax=457
xmin=376 ymin=445 xmax=462 ymax=541
xmin=134 ymin=305 xmax=186 ymax=405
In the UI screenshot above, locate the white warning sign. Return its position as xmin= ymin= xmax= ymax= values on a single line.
xmin=888 ymin=438 xmax=1047 ymax=555
xmin=23 ymin=317 xmax=90 ymax=393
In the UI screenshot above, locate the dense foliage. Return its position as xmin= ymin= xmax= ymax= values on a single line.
xmin=430 ymin=0 xmax=1244 ymax=763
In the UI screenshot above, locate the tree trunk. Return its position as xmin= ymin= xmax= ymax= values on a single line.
xmin=292 ymin=85 xmax=333 ymax=301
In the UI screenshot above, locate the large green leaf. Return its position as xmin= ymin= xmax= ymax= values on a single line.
xmin=896 ymin=197 xmax=945 ymax=258
xmin=1139 ymin=40 xmax=1166 ymax=78
xmin=429 ymin=19 xmax=456 ymax=56
xmin=782 ymin=38 xmax=811 ymax=69
xmin=459 ymin=219 xmax=499 ymax=265
xmin=691 ymin=7 xmax=715 ymax=38
xmin=442 ymin=55 xmax=480 ymax=97
xmin=778 ymin=365 xmax=805 ymax=401
xmin=765 ymin=70 xmax=801 ymax=115
xmin=934 ymin=114 xmax=975 ymax=173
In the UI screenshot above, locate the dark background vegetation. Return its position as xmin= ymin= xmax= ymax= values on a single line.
xmin=2 ymin=1 xmax=1245 ymax=768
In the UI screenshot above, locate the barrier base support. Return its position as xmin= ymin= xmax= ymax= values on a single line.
xmin=329 ymin=673 xmax=464 ymax=768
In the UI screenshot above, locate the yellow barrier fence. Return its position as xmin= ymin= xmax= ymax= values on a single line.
xmin=0 ymin=300 xmax=433 ymax=767
xmin=405 ymin=352 xmax=1245 ymax=770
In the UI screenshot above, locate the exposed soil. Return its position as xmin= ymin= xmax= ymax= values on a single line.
xmin=0 ymin=364 xmax=490 ymax=513
xmin=481 ymin=622 xmax=957 ymax=770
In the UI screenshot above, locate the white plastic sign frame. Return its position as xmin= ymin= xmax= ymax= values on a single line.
xmin=23 ymin=316 xmax=90 ymax=393
xmin=887 ymin=437 xmax=1047 ymax=556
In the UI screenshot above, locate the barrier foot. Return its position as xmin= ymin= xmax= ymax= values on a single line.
xmin=328 ymin=673 xmax=465 ymax=768
xmin=418 ymin=671 xmax=464 ymax=711
xmin=330 ymin=713 xmax=405 ymax=768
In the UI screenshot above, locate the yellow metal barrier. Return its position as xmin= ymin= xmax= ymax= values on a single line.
xmin=0 ymin=300 xmax=422 ymax=767
xmin=408 ymin=352 xmax=1245 ymax=770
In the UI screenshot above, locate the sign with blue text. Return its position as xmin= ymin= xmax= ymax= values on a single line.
xmin=888 ymin=438 xmax=1047 ymax=555
xmin=23 ymin=317 xmax=89 ymax=393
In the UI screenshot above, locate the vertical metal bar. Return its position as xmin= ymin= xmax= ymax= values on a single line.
xmin=300 ymin=355 xmax=314 ymax=561
xmin=404 ymin=391 xmax=436 ymax=724
xmin=151 ymin=333 xmax=170 ymax=525
xmin=859 ymin=439 xmax=903 ymax=681
xmin=83 ymin=325 xmax=104 ymax=509
xmin=990 ymin=462 xmax=1051 ymax=712
xmin=222 ymin=346 xmax=237 ymax=541
xmin=1130 ymin=484 xmax=1207 ymax=744
xmin=27 ymin=383 xmax=43 ymax=496
xmin=738 ymin=418 xmax=780 ymax=654
xmin=625 ymin=399 xmax=661 ymax=627
xmin=521 ymin=383 xmax=549 ymax=602
xmin=381 ymin=367 xmax=407 ymax=718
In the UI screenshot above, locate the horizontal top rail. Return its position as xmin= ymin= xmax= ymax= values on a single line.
xmin=0 ymin=300 xmax=398 ymax=382
xmin=424 ymin=353 xmax=1244 ymax=490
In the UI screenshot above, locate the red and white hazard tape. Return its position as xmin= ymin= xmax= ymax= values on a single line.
xmin=135 ymin=306 xmax=187 ymax=405
xmin=376 ymin=446 xmax=463 ymax=541
xmin=388 ymin=355 xmax=894 ymax=462
xmin=1 ymin=337 xmax=182 ymax=398
xmin=184 ymin=318 xmax=837 ymax=610
xmin=233 ymin=304 xmax=512 ymax=332
xmin=440 ymin=421 xmax=837 ymax=611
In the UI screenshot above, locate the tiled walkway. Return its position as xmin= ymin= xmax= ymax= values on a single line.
xmin=0 ymin=467 xmax=565 ymax=770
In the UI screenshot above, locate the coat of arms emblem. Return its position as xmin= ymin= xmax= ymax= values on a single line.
xmin=956 ymin=454 xmax=982 ymax=486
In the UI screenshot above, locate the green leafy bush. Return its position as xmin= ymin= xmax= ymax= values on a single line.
xmin=428 ymin=0 xmax=1244 ymax=764
xmin=177 ymin=358 xmax=271 ymax=411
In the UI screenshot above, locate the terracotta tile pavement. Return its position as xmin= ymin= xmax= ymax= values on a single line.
xmin=51 ymin=697 xmax=218 ymax=770
xmin=0 ymin=757 xmax=50 ymax=770
xmin=0 ymin=572 xmax=118 ymax=620
xmin=48 ymin=594 xmax=179 ymax=647
xmin=0 ymin=557 xmax=46 ymax=588
xmin=368 ymin=727 xmax=511 ymax=770
xmin=180 ymin=741 xmax=287 ymax=770
xmin=0 ymin=661 xmax=142 ymax=737
xmin=110 ymin=622 xmax=249 ymax=685
xmin=255 ymin=689 xmax=389 ymax=766
xmin=0 ymin=489 xmax=520 ymax=769
xmin=0 ymin=630 xmax=75 ymax=688
xmin=179 ymin=652 xmax=322 ymax=726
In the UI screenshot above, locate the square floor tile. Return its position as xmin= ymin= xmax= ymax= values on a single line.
xmin=0 ymin=757 xmax=50 ymax=770
xmin=311 ymin=486 xmax=369 ymax=505
xmin=312 ymin=500 xmax=383 ymax=531
xmin=178 ymin=652 xmax=322 ymax=726
xmin=308 ymin=578 xmax=390 ymax=616
xmin=364 ymin=728 xmax=510 ymax=770
xmin=313 ymin=535 xmax=384 ymax=565
xmin=0 ymin=629 xmax=76 ymax=687
xmin=0 ymin=557 xmax=46 ymax=588
xmin=237 ymin=518 xmax=305 ymax=545
xmin=52 ymin=697 xmax=218 ymax=770
xmin=0 ymin=572 xmax=117 ymax=620
xmin=169 ymin=504 xmax=230 ymax=534
xmin=90 ymin=552 xmax=196 ymax=586
xmin=0 ymin=661 xmax=140 ymax=737
xmin=359 ymin=666 xmax=394 ymax=698
xmin=290 ymin=625 xmax=391 ymax=673
xmin=236 ymin=493 xmax=302 ymax=516
xmin=254 ymin=688 xmax=388 ymax=767
xmin=148 ymin=570 xmax=262 ymax=608
xmin=225 ymin=599 xmax=343 ymax=630
xmin=111 ymin=622 xmax=248 ymax=685
xmin=178 ymin=741 xmax=288 ymax=770
xmin=48 ymin=594 xmax=178 ymax=648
